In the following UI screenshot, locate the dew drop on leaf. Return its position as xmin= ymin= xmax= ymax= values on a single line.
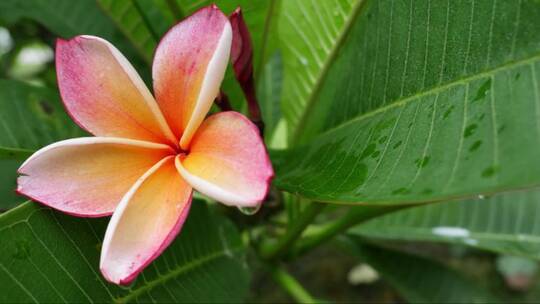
xmin=414 ymin=156 xmax=430 ymax=168
xmin=469 ymin=140 xmax=482 ymax=152
xmin=464 ymin=123 xmax=478 ymax=138
xmin=443 ymin=105 xmax=455 ymax=119
xmin=472 ymin=78 xmax=492 ymax=102
xmin=481 ymin=165 xmax=499 ymax=178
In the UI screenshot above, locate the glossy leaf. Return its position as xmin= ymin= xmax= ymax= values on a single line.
xmin=351 ymin=189 xmax=540 ymax=260
xmin=0 ymin=80 xmax=83 ymax=209
xmin=258 ymin=51 xmax=284 ymax=140
xmin=273 ymin=0 xmax=540 ymax=204
xmin=341 ymin=237 xmax=498 ymax=303
xmin=0 ymin=201 xmax=249 ymax=303
xmin=96 ymin=0 xmax=171 ymax=62
xmin=277 ymin=0 xmax=359 ymax=137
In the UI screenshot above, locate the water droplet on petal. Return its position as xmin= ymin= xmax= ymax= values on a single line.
xmin=238 ymin=204 xmax=262 ymax=216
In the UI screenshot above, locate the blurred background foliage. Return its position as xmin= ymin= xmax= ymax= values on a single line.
xmin=1 ymin=0 xmax=540 ymax=303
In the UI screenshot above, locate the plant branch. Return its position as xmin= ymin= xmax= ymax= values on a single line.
xmin=286 ymin=205 xmax=409 ymax=259
xmin=269 ymin=264 xmax=318 ymax=303
xmin=259 ymin=202 xmax=325 ymax=260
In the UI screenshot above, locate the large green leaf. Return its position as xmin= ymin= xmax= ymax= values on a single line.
xmin=341 ymin=237 xmax=498 ymax=303
xmin=273 ymin=0 xmax=540 ymax=204
xmin=0 ymin=80 xmax=83 ymax=209
xmin=96 ymin=0 xmax=171 ymax=63
xmin=0 ymin=0 xmax=117 ymax=40
xmin=0 ymin=0 xmax=146 ymax=72
xmin=277 ymin=0 xmax=359 ymax=137
xmin=258 ymin=51 xmax=284 ymax=140
xmin=351 ymin=189 xmax=540 ymax=260
xmin=0 ymin=201 xmax=249 ymax=303
xmin=0 ymin=80 xmax=82 ymax=153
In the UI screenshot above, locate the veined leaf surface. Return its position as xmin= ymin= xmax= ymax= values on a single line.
xmin=0 ymin=80 xmax=83 ymax=209
xmin=0 ymin=201 xmax=249 ymax=303
xmin=273 ymin=0 xmax=540 ymax=204
xmin=350 ymin=189 xmax=540 ymax=259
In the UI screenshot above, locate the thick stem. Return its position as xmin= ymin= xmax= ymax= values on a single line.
xmin=287 ymin=205 xmax=408 ymax=259
xmin=269 ymin=264 xmax=318 ymax=304
xmin=260 ymin=202 xmax=325 ymax=260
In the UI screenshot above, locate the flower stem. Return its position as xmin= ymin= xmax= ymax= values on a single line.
xmin=269 ymin=264 xmax=318 ymax=303
xmin=259 ymin=202 xmax=325 ymax=260
xmin=287 ymin=205 xmax=408 ymax=259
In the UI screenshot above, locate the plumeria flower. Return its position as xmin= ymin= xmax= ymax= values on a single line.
xmin=16 ymin=5 xmax=273 ymax=285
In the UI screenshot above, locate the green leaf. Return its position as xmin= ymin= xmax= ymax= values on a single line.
xmin=0 ymin=80 xmax=83 ymax=209
xmin=0 ymin=0 xmax=145 ymax=71
xmin=258 ymin=51 xmax=284 ymax=140
xmin=341 ymin=237 xmax=498 ymax=303
xmin=0 ymin=201 xmax=250 ymax=303
xmin=277 ymin=0 xmax=360 ymax=138
xmin=350 ymin=189 xmax=540 ymax=260
xmin=273 ymin=0 xmax=540 ymax=204
xmin=0 ymin=80 xmax=80 ymax=150
xmin=96 ymin=0 xmax=168 ymax=63
xmin=0 ymin=0 xmax=117 ymax=40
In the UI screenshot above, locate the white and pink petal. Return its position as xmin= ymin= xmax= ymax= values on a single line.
xmin=56 ymin=36 xmax=176 ymax=145
xmin=175 ymin=112 xmax=273 ymax=207
xmin=152 ymin=5 xmax=232 ymax=149
xmin=100 ymin=156 xmax=192 ymax=285
xmin=17 ymin=137 xmax=173 ymax=217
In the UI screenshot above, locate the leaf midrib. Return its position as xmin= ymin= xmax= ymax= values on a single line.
xmin=292 ymin=0 xmax=369 ymax=142
xmin=114 ymin=247 xmax=242 ymax=303
xmin=255 ymin=0 xmax=278 ymax=81
xmin=310 ymin=51 xmax=540 ymax=139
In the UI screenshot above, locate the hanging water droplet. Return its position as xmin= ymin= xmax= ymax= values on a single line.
xmin=238 ymin=204 xmax=261 ymax=216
